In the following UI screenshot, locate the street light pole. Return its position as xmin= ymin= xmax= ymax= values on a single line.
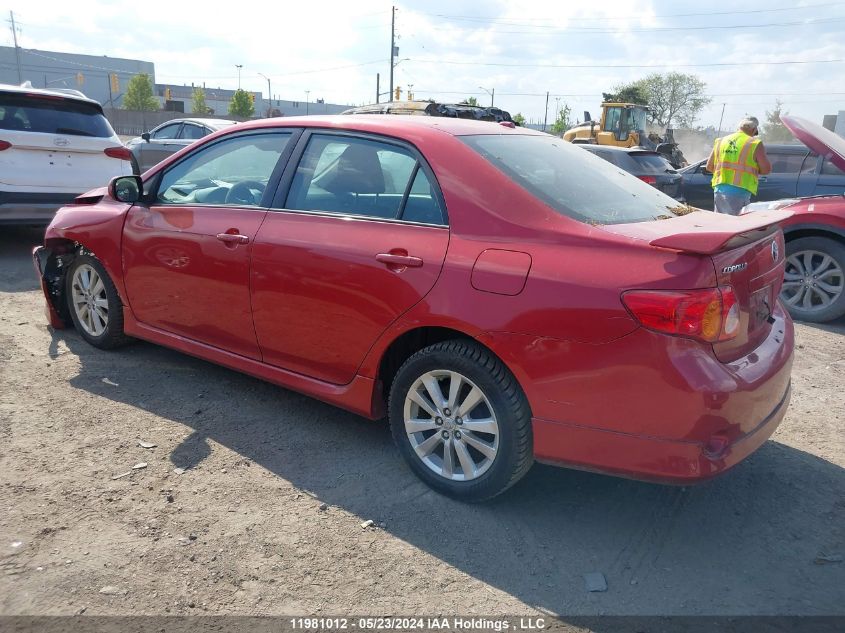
xmin=305 ymin=90 xmax=310 ymax=115
xmin=718 ymin=103 xmax=726 ymax=135
xmin=235 ymin=64 xmax=243 ymax=90
xmin=478 ymin=86 xmax=494 ymax=107
xmin=258 ymin=73 xmax=272 ymax=117
xmin=389 ymin=6 xmax=396 ymax=102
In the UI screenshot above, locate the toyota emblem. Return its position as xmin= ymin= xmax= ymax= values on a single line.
xmin=53 ymin=137 xmax=70 ymax=147
xmin=771 ymin=241 xmax=779 ymax=262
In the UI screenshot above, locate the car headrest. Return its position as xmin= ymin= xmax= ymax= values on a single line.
xmin=323 ymin=144 xmax=385 ymax=195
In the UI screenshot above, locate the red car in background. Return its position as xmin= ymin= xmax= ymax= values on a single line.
xmin=740 ymin=116 xmax=845 ymax=324
xmin=34 ymin=116 xmax=794 ymax=501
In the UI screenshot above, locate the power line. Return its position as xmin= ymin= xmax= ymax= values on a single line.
xmin=406 ymin=57 xmax=845 ymax=69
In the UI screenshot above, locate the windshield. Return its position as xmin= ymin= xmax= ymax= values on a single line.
xmin=462 ymin=134 xmax=688 ymax=225
xmin=626 ymin=107 xmax=647 ymax=132
xmin=0 ymin=93 xmax=114 ymax=137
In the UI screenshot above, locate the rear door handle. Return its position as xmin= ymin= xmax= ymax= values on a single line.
xmin=376 ymin=253 xmax=423 ymax=268
xmin=216 ymin=233 xmax=249 ymax=244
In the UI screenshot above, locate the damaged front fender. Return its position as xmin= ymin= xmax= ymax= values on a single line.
xmin=32 ymin=245 xmax=72 ymax=329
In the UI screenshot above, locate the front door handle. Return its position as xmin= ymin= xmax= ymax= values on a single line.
xmin=376 ymin=252 xmax=423 ymax=268
xmin=216 ymin=233 xmax=249 ymax=244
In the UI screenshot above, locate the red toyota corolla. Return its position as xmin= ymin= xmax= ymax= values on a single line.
xmin=33 ymin=116 xmax=794 ymax=501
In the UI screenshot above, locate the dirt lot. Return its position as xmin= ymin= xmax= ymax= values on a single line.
xmin=1 ymin=225 xmax=843 ymax=621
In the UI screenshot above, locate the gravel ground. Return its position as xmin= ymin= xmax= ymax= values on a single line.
xmin=1 ymin=226 xmax=843 ymax=621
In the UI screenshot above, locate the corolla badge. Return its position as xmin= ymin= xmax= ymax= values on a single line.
xmin=722 ymin=263 xmax=747 ymax=274
xmin=771 ymin=241 xmax=779 ymax=262
xmin=53 ymin=137 xmax=70 ymax=147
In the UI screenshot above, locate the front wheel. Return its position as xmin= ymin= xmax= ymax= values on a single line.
xmin=781 ymin=236 xmax=845 ymax=323
xmin=66 ymin=254 xmax=131 ymax=349
xmin=388 ymin=340 xmax=533 ymax=501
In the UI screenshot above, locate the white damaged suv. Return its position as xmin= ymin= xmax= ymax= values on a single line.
xmin=0 ymin=83 xmax=132 ymax=224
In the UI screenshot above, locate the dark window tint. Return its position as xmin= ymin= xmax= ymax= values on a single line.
xmin=152 ymin=123 xmax=181 ymax=139
xmin=768 ymin=152 xmax=811 ymax=174
xmin=463 ymin=134 xmax=686 ymax=225
xmin=285 ymin=135 xmax=419 ymax=220
xmin=630 ymin=153 xmax=676 ymax=175
xmin=157 ymin=132 xmax=291 ymax=207
xmin=180 ymin=124 xmax=206 ymax=140
xmin=0 ymin=92 xmax=113 ymax=137
xmin=821 ymin=158 xmax=844 ymax=176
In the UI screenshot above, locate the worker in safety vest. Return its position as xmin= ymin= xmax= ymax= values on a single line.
xmin=706 ymin=117 xmax=772 ymax=215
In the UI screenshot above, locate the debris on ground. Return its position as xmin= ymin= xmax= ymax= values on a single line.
xmin=814 ymin=554 xmax=843 ymax=565
xmin=584 ymin=572 xmax=608 ymax=592
xmin=360 ymin=520 xmax=374 ymax=529
xmin=111 ymin=471 xmax=131 ymax=480
xmin=173 ymin=468 xmax=185 ymax=475
xmin=138 ymin=441 xmax=156 ymax=449
xmin=318 ymin=503 xmax=328 ymax=511
xmin=132 ymin=462 xmax=147 ymax=470
xmin=98 ymin=586 xmax=126 ymax=596
xmin=101 ymin=378 xmax=119 ymax=387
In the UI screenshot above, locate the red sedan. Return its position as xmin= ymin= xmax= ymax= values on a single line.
xmin=33 ymin=116 xmax=794 ymax=501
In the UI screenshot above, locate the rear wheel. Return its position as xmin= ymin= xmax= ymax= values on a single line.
xmin=66 ymin=254 xmax=131 ymax=349
xmin=388 ymin=340 xmax=533 ymax=501
xmin=781 ymin=236 xmax=845 ymax=323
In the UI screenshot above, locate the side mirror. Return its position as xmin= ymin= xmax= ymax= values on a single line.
xmin=141 ymin=132 xmax=151 ymax=142
xmin=108 ymin=175 xmax=142 ymax=203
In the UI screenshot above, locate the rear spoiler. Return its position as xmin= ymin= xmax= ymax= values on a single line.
xmin=649 ymin=209 xmax=793 ymax=255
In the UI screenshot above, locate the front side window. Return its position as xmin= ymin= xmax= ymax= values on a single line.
xmin=463 ymin=134 xmax=687 ymax=225
xmin=284 ymin=134 xmax=440 ymax=221
xmin=153 ymin=123 xmax=182 ymax=140
xmin=768 ymin=152 xmax=810 ymax=174
xmin=156 ymin=132 xmax=292 ymax=207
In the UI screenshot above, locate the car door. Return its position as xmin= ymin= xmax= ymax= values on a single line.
xmin=680 ymin=161 xmax=714 ymax=210
xmin=754 ymin=148 xmax=810 ymax=201
xmin=251 ymin=131 xmax=450 ymax=385
xmin=122 ymin=129 xmax=297 ymax=359
xmin=809 ymin=156 xmax=845 ymax=196
xmin=137 ymin=122 xmax=185 ymax=171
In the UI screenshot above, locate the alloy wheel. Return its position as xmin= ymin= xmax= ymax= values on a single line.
xmin=403 ymin=370 xmax=500 ymax=482
xmin=781 ymin=250 xmax=844 ymax=312
xmin=70 ymin=263 xmax=110 ymax=336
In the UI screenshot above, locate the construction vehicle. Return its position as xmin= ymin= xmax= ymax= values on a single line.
xmin=563 ymin=102 xmax=687 ymax=169
xmin=342 ymin=100 xmax=516 ymax=124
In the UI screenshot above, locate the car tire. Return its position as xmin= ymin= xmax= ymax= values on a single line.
xmin=388 ymin=339 xmax=533 ymax=502
xmin=65 ymin=253 xmax=131 ymax=349
xmin=781 ymin=236 xmax=845 ymax=323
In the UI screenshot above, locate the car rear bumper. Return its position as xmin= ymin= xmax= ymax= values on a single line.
xmin=482 ymin=303 xmax=795 ymax=483
xmin=0 ymin=192 xmax=79 ymax=224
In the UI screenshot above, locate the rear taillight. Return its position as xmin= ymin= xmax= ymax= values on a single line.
xmin=104 ymin=146 xmax=132 ymax=161
xmin=637 ymin=175 xmax=657 ymax=185
xmin=622 ymin=286 xmax=739 ymax=343
xmin=0 ymin=140 xmax=11 ymax=151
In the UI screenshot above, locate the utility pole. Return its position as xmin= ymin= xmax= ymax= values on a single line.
xmin=717 ymin=103 xmax=726 ymax=135
xmin=305 ymin=90 xmax=310 ymax=115
xmin=376 ymin=73 xmax=380 ymax=104
xmin=543 ymin=91 xmax=550 ymax=132
xmin=9 ymin=11 xmax=23 ymax=84
xmin=258 ymin=73 xmax=272 ymax=117
xmin=235 ymin=64 xmax=243 ymax=89
xmin=389 ymin=6 xmax=396 ymax=103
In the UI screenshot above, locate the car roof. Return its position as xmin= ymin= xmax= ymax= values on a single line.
xmin=0 ymin=82 xmax=102 ymax=107
xmin=222 ymin=114 xmax=546 ymax=138
xmin=156 ymin=118 xmax=237 ymax=129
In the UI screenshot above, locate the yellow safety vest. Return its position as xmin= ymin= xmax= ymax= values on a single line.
xmin=711 ymin=131 xmax=761 ymax=195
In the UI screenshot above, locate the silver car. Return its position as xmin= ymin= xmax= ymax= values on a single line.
xmin=126 ymin=118 xmax=237 ymax=173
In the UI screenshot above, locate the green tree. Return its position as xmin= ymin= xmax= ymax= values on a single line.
xmin=761 ymin=100 xmax=794 ymax=143
xmin=463 ymin=96 xmax=479 ymax=107
xmin=512 ymin=112 xmax=526 ymax=127
xmin=639 ymin=72 xmax=710 ymax=128
xmin=602 ymin=81 xmax=649 ymax=105
xmin=550 ymin=102 xmax=572 ymax=136
xmin=191 ymin=88 xmax=209 ymax=115
xmin=122 ymin=73 xmax=158 ymax=111
xmin=228 ymin=89 xmax=255 ymax=118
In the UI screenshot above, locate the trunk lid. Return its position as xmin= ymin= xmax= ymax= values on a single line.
xmin=604 ymin=209 xmax=791 ymax=362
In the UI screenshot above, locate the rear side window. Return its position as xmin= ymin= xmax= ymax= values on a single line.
xmin=463 ymin=134 xmax=686 ymax=225
xmin=283 ymin=134 xmax=445 ymax=223
xmin=630 ymin=153 xmax=676 ymax=175
xmin=0 ymin=92 xmax=114 ymax=137
xmin=821 ymin=158 xmax=844 ymax=176
xmin=180 ymin=124 xmax=206 ymax=140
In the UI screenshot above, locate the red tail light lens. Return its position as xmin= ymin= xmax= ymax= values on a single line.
xmin=0 ymin=140 xmax=11 ymax=151
xmin=637 ymin=175 xmax=657 ymax=185
xmin=104 ymin=146 xmax=132 ymax=161
xmin=622 ymin=286 xmax=739 ymax=343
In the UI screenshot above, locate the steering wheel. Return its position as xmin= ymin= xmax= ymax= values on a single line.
xmin=225 ymin=180 xmax=266 ymax=205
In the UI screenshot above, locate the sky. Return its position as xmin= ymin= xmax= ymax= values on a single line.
xmin=3 ymin=0 xmax=845 ymax=129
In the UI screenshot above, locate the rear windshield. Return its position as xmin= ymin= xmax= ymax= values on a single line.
xmin=462 ymin=134 xmax=687 ymax=225
xmin=0 ymin=93 xmax=114 ymax=137
xmin=630 ymin=153 xmax=676 ymax=174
